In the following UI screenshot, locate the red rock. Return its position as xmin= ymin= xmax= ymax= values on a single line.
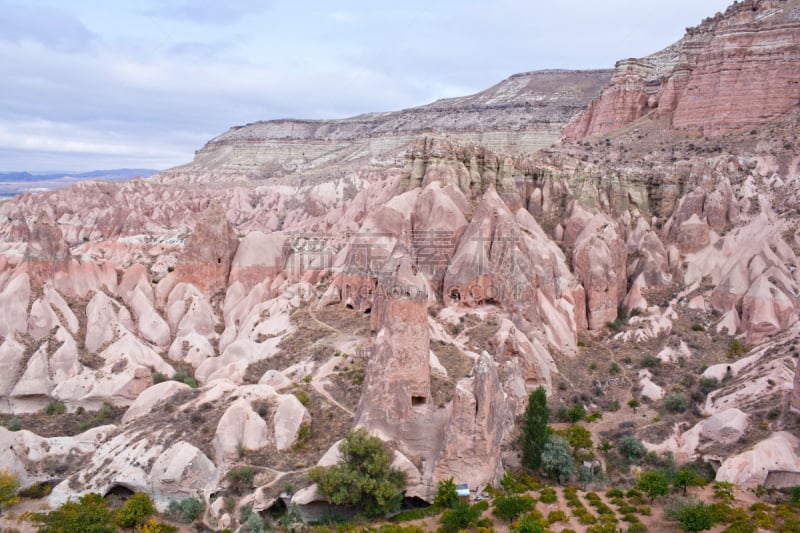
xmin=564 ymin=0 xmax=800 ymax=140
xmin=175 ymin=203 xmax=239 ymax=294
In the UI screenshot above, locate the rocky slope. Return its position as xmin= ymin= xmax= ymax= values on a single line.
xmin=155 ymin=69 xmax=611 ymax=185
xmin=564 ymin=0 xmax=800 ymax=140
xmin=1 ymin=0 xmax=800 ymax=529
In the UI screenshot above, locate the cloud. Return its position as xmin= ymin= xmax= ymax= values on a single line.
xmin=0 ymin=4 xmax=94 ymax=52
xmin=146 ymin=0 xmax=273 ymax=24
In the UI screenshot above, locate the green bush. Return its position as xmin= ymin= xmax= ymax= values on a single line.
xmin=19 ymin=481 xmax=52 ymax=499
xmin=172 ymin=371 xmax=198 ymax=388
xmin=32 ymin=492 xmax=115 ymax=532
xmin=618 ymin=435 xmax=646 ymax=462
xmin=678 ymin=501 xmax=715 ymax=531
xmin=240 ymin=505 xmax=268 ymax=533
xmin=226 ymin=466 xmax=256 ymax=494
xmin=509 ymin=514 xmax=545 ymax=533
xmin=295 ymin=390 xmax=310 ymax=405
xmin=309 ymin=428 xmax=406 ymax=517
xmin=539 ymin=487 xmax=557 ymax=503
xmin=728 ymin=339 xmax=747 ymax=358
xmin=439 ymin=501 xmax=485 ymax=533
xmin=606 ymin=488 xmax=624 ymax=498
xmin=116 ymin=493 xmax=156 ymax=528
xmin=664 ymin=394 xmax=689 ymax=413
xmin=492 ymin=493 xmax=536 ymax=521
xmin=547 ymin=509 xmax=568 ymax=524
xmin=166 ymin=497 xmax=204 ymax=523
xmin=567 ymin=405 xmax=586 ymax=423
xmin=45 ymin=401 xmax=67 ymax=415
xmin=433 ymin=477 xmax=458 ymax=509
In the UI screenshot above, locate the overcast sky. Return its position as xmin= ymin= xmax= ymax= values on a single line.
xmin=0 ymin=0 xmax=733 ymax=172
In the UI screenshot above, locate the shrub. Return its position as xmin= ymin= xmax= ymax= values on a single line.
xmin=0 ymin=468 xmax=20 ymax=507
xmin=641 ymin=356 xmax=661 ymax=368
xmin=618 ymin=435 xmax=647 ymax=463
xmin=724 ymin=521 xmax=755 ymax=533
xmin=559 ymin=424 xmax=593 ymax=450
xmin=610 ymin=362 xmax=621 ymax=374
xmin=509 ymin=514 xmax=545 ymax=533
xmin=567 ymin=405 xmax=586 ymax=423
xmin=547 ymin=509 xmax=568 ymax=524
xmin=295 ymin=390 xmax=310 ymax=405
xmin=226 ymin=466 xmax=256 ymax=494
xmin=664 ymin=394 xmax=688 ymax=413
xmin=608 ymin=400 xmax=621 ymax=412
xmin=309 ymin=428 xmax=406 ymax=517
xmin=698 ymin=378 xmax=719 ymax=395
xmin=240 ymin=505 xmax=268 ymax=533
xmin=19 ymin=481 xmax=52 ymax=499
xmin=6 ymin=418 xmax=21 ymax=431
xmin=166 ymin=497 xmax=204 ymax=523
xmin=538 ymin=487 xmax=557 ymax=503
xmin=664 ymin=497 xmax=697 ymax=521
xmin=172 ymin=371 xmax=198 ymax=388
xmin=728 ymin=339 xmax=747 ymax=358
xmin=691 ymin=324 xmax=705 ymax=332
xmin=678 ymin=501 xmax=715 ymax=531
xmin=135 ymin=518 xmax=178 ymax=533
xmin=606 ymin=488 xmax=624 ymax=498
xmin=117 ymin=493 xmax=157 ymax=529
xmin=32 ymin=492 xmax=115 ymax=532
xmin=492 ymin=493 xmax=536 ymax=521
xmin=434 ymin=477 xmax=458 ymax=509
xmin=45 ymin=401 xmax=67 ymax=415
xmin=439 ymin=501 xmax=486 ymax=533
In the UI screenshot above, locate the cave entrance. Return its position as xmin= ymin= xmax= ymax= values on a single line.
xmin=411 ymin=396 xmax=427 ymax=406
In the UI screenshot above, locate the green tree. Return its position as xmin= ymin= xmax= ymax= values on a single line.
xmin=135 ymin=518 xmax=178 ymax=533
xmin=117 ymin=493 xmax=157 ymax=529
xmin=628 ymin=399 xmax=640 ymax=413
xmin=32 ymin=493 xmax=116 ymax=533
xmin=673 ymin=467 xmax=706 ymax=495
xmin=520 ymin=387 xmax=550 ymax=470
xmin=433 ymin=477 xmax=458 ymax=509
xmin=567 ymin=405 xmax=586 ymax=423
xmin=492 ymin=493 xmax=536 ymax=521
xmin=678 ymin=501 xmax=715 ymax=531
xmin=618 ymin=434 xmax=647 ymax=463
xmin=637 ymin=471 xmax=669 ymax=504
xmin=166 ymin=497 xmax=204 ymax=523
xmin=309 ymin=428 xmax=407 ymax=517
xmin=540 ymin=435 xmax=575 ymax=484
xmin=439 ymin=501 xmax=484 ymax=533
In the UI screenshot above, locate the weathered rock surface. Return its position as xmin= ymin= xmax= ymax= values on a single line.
xmin=564 ymin=0 xmax=800 ymax=139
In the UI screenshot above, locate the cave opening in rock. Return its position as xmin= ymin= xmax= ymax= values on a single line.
xmin=411 ymin=395 xmax=426 ymax=406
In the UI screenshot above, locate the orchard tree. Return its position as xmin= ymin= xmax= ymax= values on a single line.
xmin=520 ymin=386 xmax=550 ymax=470
xmin=673 ymin=466 xmax=707 ymax=495
xmin=637 ymin=470 xmax=669 ymax=503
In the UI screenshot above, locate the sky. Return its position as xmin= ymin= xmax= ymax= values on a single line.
xmin=0 ymin=0 xmax=733 ymax=172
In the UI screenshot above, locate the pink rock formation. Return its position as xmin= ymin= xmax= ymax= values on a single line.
xmin=564 ymin=0 xmax=800 ymax=140
xmin=175 ymin=203 xmax=239 ymax=294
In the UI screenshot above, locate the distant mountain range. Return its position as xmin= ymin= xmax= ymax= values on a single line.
xmin=0 ymin=168 xmax=157 ymax=197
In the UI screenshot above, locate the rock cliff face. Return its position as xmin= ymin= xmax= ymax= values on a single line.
xmin=564 ymin=0 xmax=800 ymax=140
xmin=155 ymin=69 xmax=611 ymax=185
xmin=5 ymin=0 xmax=800 ymax=524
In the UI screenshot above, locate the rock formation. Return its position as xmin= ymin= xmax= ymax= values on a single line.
xmin=564 ymin=0 xmax=800 ymax=140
